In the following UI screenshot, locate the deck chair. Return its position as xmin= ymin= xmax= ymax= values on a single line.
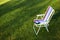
xmin=33 ymin=6 xmax=55 ymax=35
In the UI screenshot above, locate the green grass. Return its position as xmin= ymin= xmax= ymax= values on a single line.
xmin=0 ymin=0 xmax=60 ymax=40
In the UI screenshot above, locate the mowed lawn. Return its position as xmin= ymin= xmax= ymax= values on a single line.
xmin=0 ymin=0 xmax=60 ymax=40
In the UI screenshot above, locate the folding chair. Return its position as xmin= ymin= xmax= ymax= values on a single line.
xmin=33 ymin=6 xmax=55 ymax=35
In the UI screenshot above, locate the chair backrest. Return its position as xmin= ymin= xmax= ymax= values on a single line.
xmin=43 ymin=6 xmax=55 ymax=22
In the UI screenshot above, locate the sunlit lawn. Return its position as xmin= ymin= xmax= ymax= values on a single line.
xmin=0 ymin=0 xmax=10 ymax=5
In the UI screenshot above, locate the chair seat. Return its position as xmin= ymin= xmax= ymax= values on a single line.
xmin=34 ymin=20 xmax=45 ymax=24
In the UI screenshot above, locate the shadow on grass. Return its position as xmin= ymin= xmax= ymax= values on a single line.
xmin=0 ymin=0 xmax=46 ymax=17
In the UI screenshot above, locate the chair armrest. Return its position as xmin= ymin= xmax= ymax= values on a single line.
xmin=37 ymin=14 xmax=45 ymax=17
xmin=36 ymin=14 xmax=45 ymax=19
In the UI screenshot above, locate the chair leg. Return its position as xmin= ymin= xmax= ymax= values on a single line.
xmin=36 ymin=27 xmax=40 ymax=35
xmin=33 ymin=25 xmax=36 ymax=35
xmin=46 ymin=26 xmax=49 ymax=32
xmin=45 ymin=24 xmax=49 ymax=32
xmin=33 ymin=25 xmax=41 ymax=35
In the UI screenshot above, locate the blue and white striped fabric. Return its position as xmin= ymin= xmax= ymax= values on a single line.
xmin=34 ymin=6 xmax=54 ymax=24
xmin=43 ymin=6 xmax=54 ymax=21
